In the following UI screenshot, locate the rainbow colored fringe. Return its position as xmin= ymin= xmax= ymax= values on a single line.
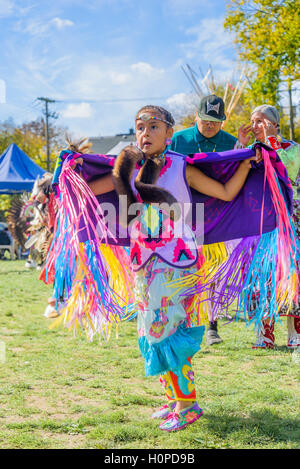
xmin=168 ymin=148 xmax=299 ymax=329
xmin=46 ymin=156 xmax=136 ymax=340
xmin=172 ymin=230 xmax=299 ymax=329
xmin=46 ymin=149 xmax=299 ymax=338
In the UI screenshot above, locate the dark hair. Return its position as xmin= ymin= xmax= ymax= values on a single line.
xmin=135 ymin=105 xmax=175 ymax=128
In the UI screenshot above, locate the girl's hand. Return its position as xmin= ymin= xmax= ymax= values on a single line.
xmin=241 ymin=147 xmax=262 ymax=169
xmin=238 ymin=124 xmax=252 ymax=147
xmin=262 ymin=118 xmax=278 ymax=140
xmin=70 ymin=157 xmax=83 ymax=170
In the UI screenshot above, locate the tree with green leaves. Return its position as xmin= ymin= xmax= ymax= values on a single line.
xmin=224 ymin=0 xmax=300 ymax=138
xmin=0 ymin=118 xmax=67 ymax=221
xmin=0 ymin=117 xmax=67 ymax=171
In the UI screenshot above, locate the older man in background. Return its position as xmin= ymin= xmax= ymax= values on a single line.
xmin=170 ymin=95 xmax=237 ymax=345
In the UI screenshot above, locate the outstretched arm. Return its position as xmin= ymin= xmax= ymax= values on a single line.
xmin=186 ymin=149 xmax=262 ymax=202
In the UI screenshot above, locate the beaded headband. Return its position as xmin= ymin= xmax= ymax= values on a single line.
xmin=136 ymin=112 xmax=173 ymax=127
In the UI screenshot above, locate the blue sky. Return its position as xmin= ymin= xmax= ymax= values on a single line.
xmin=0 ymin=0 xmax=239 ymax=138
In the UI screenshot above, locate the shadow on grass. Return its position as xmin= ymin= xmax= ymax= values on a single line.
xmin=0 ymin=269 xmax=33 ymax=275
xmin=203 ymin=408 xmax=300 ymax=445
xmin=274 ymin=345 xmax=296 ymax=354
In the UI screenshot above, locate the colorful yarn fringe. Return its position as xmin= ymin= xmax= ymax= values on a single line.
xmin=46 ymin=148 xmax=299 ymax=337
xmin=170 ymin=148 xmax=300 ymax=329
xmin=46 ymin=155 xmax=136 ymax=340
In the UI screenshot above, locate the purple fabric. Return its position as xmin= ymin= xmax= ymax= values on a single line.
xmin=59 ymin=147 xmax=293 ymax=246
xmin=186 ymin=148 xmax=293 ymax=243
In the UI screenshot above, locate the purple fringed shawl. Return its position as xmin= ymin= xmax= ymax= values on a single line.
xmin=54 ymin=147 xmax=293 ymax=246
xmin=48 ymin=146 xmax=298 ymax=336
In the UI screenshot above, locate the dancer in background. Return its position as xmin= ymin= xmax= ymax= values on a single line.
xmin=238 ymin=104 xmax=300 ymax=348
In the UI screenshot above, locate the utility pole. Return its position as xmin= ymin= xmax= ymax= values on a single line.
xmin=37 ymin=97 xmax=58 ymax=171
xmin=287 ymin=80 xmax=295 ymax=141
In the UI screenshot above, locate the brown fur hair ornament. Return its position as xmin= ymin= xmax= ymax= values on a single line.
xmin=112 ymin=145 xmax=180 ymax=226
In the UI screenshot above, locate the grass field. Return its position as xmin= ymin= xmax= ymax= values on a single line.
xmin=0 ymin=260 xmax=299 ymax=449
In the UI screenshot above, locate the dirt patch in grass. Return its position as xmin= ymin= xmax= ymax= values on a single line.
xmin=40 ymin=431 xmax=88 ymax=449
xmin=23 ymin=392 xmax=108 ymax=420
xmin=10 ymin=347 xmax=26 ymax=353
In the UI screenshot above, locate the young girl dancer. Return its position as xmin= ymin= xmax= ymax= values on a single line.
xmin=70 ymin=105 xmax=261 ymax=432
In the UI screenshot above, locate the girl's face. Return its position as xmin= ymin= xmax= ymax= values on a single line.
xmin=135 ymin=113 xmax=173 ymax=156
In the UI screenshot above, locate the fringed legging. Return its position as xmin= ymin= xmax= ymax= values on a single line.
xmin=160 ymin=357 xmax=196 ymax=402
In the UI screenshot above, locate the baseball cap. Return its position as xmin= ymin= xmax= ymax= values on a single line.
xmin=197 ymin=95 xmax=226 ymax=122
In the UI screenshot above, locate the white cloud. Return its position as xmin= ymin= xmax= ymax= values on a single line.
xmin=51 ymin=17 xmax=74 ymax=29
xmin=184 ymin=18 xmax=233 ymax=53
xmin=25 ymin=19 xmax=49 ymax=36
xmin=18 ymin=16 xmax=74 ymax=37
xmin=57 ymin=57 xmax=172 ymax=135
xmin=166 ymin=92 xmax=198 ymax=121
xmin=68 ymin=60 xmax=166 ymax=100
xmin=68 ymin=64 xmax=108 ymax=98
xmin=131 ymin=62 xmax=164 ymax=77
xmin=180 ymin=17 xmax=236 ymax=79
xmin=108 ymin=71 xmax=131 ymax=85
xmin=61 ymin=102 xmax=93 ymax=118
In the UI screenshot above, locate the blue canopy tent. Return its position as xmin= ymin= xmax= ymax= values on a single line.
xmin=0 ymin=143 xmax=45 ymax=194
